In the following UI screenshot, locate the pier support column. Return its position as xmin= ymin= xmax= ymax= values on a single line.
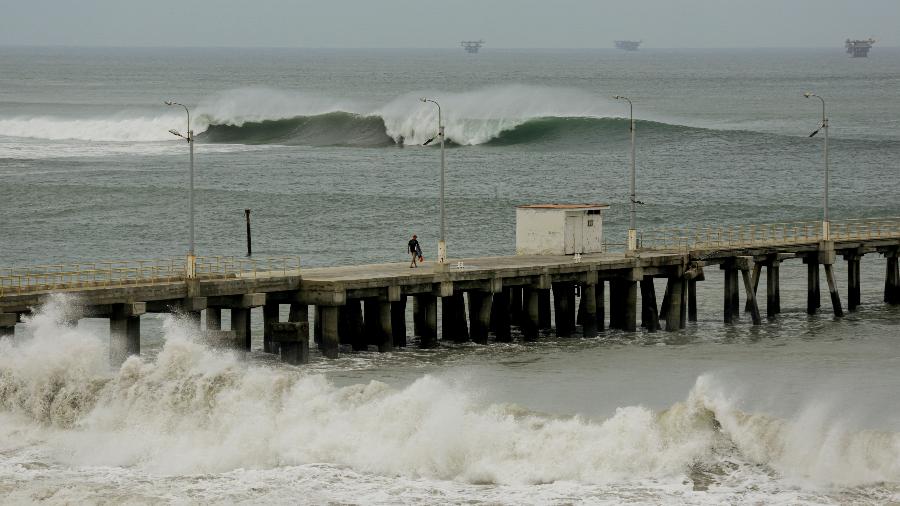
xmin=595 ymin=280 xmax=605 ymax=331
xmin=745 ymin=263 xmax=761 ymax=313
xmin=665 ymin=275 xmax=685 ymax=331
xmin=206 ymin=307 xmax=222 ymax=331
xmin=391 ymin=297 xmax=407 ymax=348
xmin=659 ymin=283 xmax=670 ymax=323
xmin=824 ymin=264 xmax=844 ymax=317
xmin=314 ymin=306 xmax=323 ymax=345
xmin=413 ymin=296 xmax=424 ymax=337
xmin=622 ymin=276 xmax=638 ymax=332
xmin=522 ymin=287 xmax=540 ymax=342
xmin=639 ymin=277 xmax=659 ymax=333
xmin=766 ymin=261 xmax=781 ymax=318
xmin=345 ymin=299 xmax=366 ymax=351
xmin=442 ymin=293 xmax=469 ymax=343
xmin=491 ymin=288 xmax=512 ymax=342
xmin=580 ymin=283 xmax=598 ymax=336
xmin=722 ymin=264 xmax=740 ymax=324
xmin=269 ymin=322 xmax=310 ymax=365
xmin=0 ymin=313 xmax=15 ymax=338
xmin=509 ymin=287 xmax=523 ymax=327
xmin=805 ymin=257 xmax=821 ymax=314
xmin=414 ymin=294 xmax=438 ymax=348
xmin=687 ymin=279 xmax=697 ymax=323
xmin=885 ymin=252 xmax=900 ymax=305
xmin=537 ymin=289 xmax=552 ymax=332
xmin=320 ymin=306 xmax=340 ymax=359
xmin=289 ymin=303 xmax=308 ymax=323
xmin=231 ymin=308 xmax=251 ymax=350
xmin=376 ymin=300 xmax=393 ymax=352
xmin=740 ymin=268 xmax=762 ymax=325
xmin=552 ymin=283 xmax=575 ymax=337
xmin=469 ymin=292 xmax=493 ymax=344
xmin=263 ymin=302 xmax=280 ymax=354
xmin=844 ymin=252 xmax=861 ymax=312
xmin=608 ymin=280 xmax=622 ymax=330
xmin=109 ymin=303 xmax=144 ymax=366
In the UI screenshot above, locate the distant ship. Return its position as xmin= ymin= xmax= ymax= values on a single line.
xmin=461 ymin=40 xmax=485 ymax=54
xmin=845 ymin=38 xmax=875 ymax=57
xmin=614 ymin=40 xmax=641 ymax=51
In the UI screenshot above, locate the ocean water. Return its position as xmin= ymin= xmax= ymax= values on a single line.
xmin=1 ymin=46 xmax=900 ymax=504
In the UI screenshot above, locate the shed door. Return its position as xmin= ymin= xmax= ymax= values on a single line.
xmin=565 ymin=214 xmax=581 ymax=254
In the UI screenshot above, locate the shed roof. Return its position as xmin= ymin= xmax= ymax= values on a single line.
xmin=516 ymin=203 xmax=610 ymax=210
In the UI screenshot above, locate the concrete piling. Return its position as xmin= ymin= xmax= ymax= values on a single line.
xmin=580 ymin=283 xmax=598 ymax=336
xmin=320 ymin=306 xmax=340 ymax=359
xmin=491 ymin=288 xmax=512 ymax=342
xmin=376 ymin=300 xmax=393 ymax=352
xmin=845 ymin=253 xmax=861 ymax=311
xmin=206 ymin=307 xmax=222 ymax=331
xmin=268 ymin=322 xmax=310 ymax=365
xmin=595 ymin=280 xmax=605 ymax=331
xmin=745 ymin=263 xmax=761 ymax=313
xmin=766 ymin=261 xmax=781 ymax=318
xmin=552 ymin=283 xmax=575 ymax=337
xmin=538 ymin=289 xmax=552 ymax=331
xmin=510 ymin=287 xmax=523 ymax=326
xmin=824 ymin=264 xmax=844 ymax=317
xmin=608 ymin=280 xmax=622 ymax=330
xmin=391 ymin=297 xmax=407 ymax=348
xmin=885 ymin=253 xmax=900 ymax=305
xmin=414 ymin=294 xmax=438 ymax=348
xmin=665 ymin=275 xmax=685 ymax=331
xmin=623 ymin=279 xmax=638 ymax=332
xmin=231 ymin=308 xmax=251 ymax=350
xmin=740 ymin=269 xmax=762 ymax=325
xmin=289 ymin=303 xmax=308 ymax=323
xmin=468 ymin=291 xmax=493 ymax=344
xmin=0 ymin=313 xmax=15 ymax=338
xmin=523 ymin=287 xmax=540 ymax=341
xmin=262 ymin=302 xmax=280 ymax=353
xmin=722 ymin=265 xmax=740 ymax=324
xmin=806 ymin=259 xmax=821 ymax=314
xmin=640 ymin=277 xmax=659 ymax=333
xmin=345 ymin=300 xmax=366 ymax=351
xmin=687 ymin=279 xmax=697 ymax=323
xmin=109 ymin=302 xmax=144 ymax=366
xmin=314 ymin=306 xmax=323 ymax=345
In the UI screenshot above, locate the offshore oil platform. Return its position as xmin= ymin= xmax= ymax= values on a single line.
xmin=614 ymin=40 xmax=641 ymax=51
xmin=845 ymin=38 xmax=875 ymax=57
xmin=461 ymin=40 xmax=485 ymax=54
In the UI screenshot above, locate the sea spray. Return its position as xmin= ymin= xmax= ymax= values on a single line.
xmin=2 ymin=299 xmax=900 ymax=489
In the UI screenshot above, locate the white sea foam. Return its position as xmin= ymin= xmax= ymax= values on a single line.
xmin=1 ymin=296 xmax=899 ymax=504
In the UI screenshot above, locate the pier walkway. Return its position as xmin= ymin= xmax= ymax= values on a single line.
xmin=1 ymin=218 xmax=899 ymax=365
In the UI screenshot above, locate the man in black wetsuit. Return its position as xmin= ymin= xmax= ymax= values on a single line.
xmin=408 ymin=234 xmax=420 ymax=268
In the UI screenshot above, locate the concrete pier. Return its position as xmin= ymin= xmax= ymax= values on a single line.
xmin=2 ymin=224 xmax=897 ymax=365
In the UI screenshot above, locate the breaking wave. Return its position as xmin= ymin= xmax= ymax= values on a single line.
xmin=0 ymin=86 xmax=698 ymax=148
xmin=1 ymin=296 xmax=900 ymax=491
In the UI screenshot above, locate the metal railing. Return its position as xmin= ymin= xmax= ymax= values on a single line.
xmin=640 ymin=218 xmax=900 ymax=252
xmin=0 ymin=256 xmax=301 ymax=297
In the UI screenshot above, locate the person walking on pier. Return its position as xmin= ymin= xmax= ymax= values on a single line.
xmin=408 ymin=234 xmax=422 ymax=267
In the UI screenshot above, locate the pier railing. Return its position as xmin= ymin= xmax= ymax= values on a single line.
xmin=0 ymin=256 xmax=301 ymax=297
xmin=640 ymin=218 xmax=900 ymax=252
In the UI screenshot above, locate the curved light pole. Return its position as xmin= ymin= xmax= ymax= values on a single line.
xmin=614 ymin=95 xmax=637 ymax=251
xmin=804 ymin=92 xmax=829 ymax=240
xmin=420 ymin=97 xmax=446 ymax=265
xmin=165 ymin=100 xmax=196 ymax=277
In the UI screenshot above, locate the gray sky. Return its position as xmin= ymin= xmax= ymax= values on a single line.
xmin=2 ymin=0 xmax=897 ymax=48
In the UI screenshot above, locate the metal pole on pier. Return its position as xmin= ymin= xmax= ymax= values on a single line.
xmin=420 ymin=98 xmax=447 ymax=265
xmin=165 ymin=100 xmax=197 ymax=277
xmin=614 ymin=95 xmax=637 ymax=251
xmin=804 ymin=92 xmax=829 ymax=240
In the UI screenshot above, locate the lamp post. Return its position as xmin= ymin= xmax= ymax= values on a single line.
xmin=804 ymin=92 xmax=829 ymax=240
xmin=613 ymin=95 xmax=637 ymax=251
xmin=420 ymin=97 xmax=446 ymax=265
xmin=165 ymin=100 xmax=196 ymax=277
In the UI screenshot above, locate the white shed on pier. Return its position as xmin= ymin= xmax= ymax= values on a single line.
xmin=515 ymin=203 xmax=610 ymax=255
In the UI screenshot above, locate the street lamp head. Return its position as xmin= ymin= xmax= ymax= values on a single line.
xmin=613 ymin=95 xmax=621 ymax=99
xmin=168 ymin=129 xmax=185 ymax=139
xmin=164 ymin=100 xmax=174 ymax=106
xmin=420 ymin=97 xmax=427 ymax=103
xmin=804 ymin=92 xmax=815 ymax=98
